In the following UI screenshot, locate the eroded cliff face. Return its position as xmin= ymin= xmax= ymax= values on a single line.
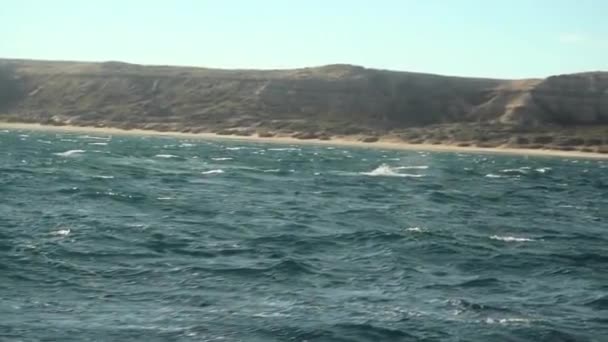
xmin=0 ymin=59 xmax=606 ymax=134
xmin=531 ymin=73 xmax=608 ymax=125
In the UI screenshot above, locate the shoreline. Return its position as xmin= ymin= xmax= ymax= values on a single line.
xmin=1 ymin=122 xmax=607 ymax=160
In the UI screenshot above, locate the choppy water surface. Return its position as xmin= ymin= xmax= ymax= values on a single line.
xmin=1 ymin=130 xmax=607 ymax=341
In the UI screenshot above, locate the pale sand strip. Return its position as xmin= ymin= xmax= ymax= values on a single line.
xmin=1 ymin=122 xmax=607 ymax=160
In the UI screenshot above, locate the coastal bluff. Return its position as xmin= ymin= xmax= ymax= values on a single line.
xmin=1 ymin=59 xmax=607 ymax=152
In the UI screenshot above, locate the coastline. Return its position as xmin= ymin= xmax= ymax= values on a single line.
xmin=2 ymin=122 xmax=607 ymax=160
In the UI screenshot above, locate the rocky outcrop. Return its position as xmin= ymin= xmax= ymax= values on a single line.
xmin=0 ymin=59 xmax=606 ymax=134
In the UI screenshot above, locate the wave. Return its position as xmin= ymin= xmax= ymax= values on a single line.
xmin=361 ymin=164 xmax=425 ymax=178
xmin=485 ymin=174 xmax=502 ymax=178
xmin=395 ymin=165 xmax=429 ymax=170
xmin=405 ymin=227 xmax=427 ymax=233
xmin=584 ymin=295 xmax=608 ymax=310
xmin=78 ymin=135 xmax=111 ymax=140
xmin=88 ymin=142 xmax=108 ymax=146
xmin=202 ymin=169 xmax=224 ymax=175
xmin=483 ymin=317 xmax=533 ymax=325
xmin=54 ymin=149 xmax=85 ymax=157
xmin=490 ymin=235 xmax=535 ymax=242
xmin=211 ymin=157 xmax=233 ymax=161
xmin=179 ymin=143 xmax=195 ymax=147
xmin=93 ymin=175 xmax=114 ymax=179
xmin=154 ymin=154 xmax=179 ymax=158
xmin=500 ymin=168 xmax=529 ymax=175
xmin=267 ymin=148 xmax=300 ymax=151
xmin=51 ymin=228 xmax=71 ymax=236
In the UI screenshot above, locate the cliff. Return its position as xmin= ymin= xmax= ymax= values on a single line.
xmin=1 ymin=59 xmax=607 ymax=150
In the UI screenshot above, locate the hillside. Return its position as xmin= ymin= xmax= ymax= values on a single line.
xmin=1 ymin=59 xmax=607 ymax=151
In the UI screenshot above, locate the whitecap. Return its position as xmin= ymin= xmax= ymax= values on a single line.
xmin=263 ymin=169 xmax=281 ymax=173
xmin=179 ymin=143 xmax=195 ymax=147
xmin=490 ymin=235 xmax=534 ymax=242
xmin=60 ymin=139 xmax=77 ymax=142
xmin=202 ymin=169 xmax=224 ymax=175
xmin=211 ymin=157 xmax=233 ymax=161
xmin=51 ymin=229 xmax=71 ymax=236
xmin=155 ymin=154 xmax=178 ymax=158
xmin=37 ymin=140 xmax=52 ymax=144
xmin=484 ymin=317 xmax=532 ymax=325
xmin=225 ymin=147 xmax=242 ymax=150
xmin=19 ymin=134 xmax=29 ymax=138
xmin=500 ymin=168 xmax=528 ymax=175
xmin=485 ymin=174 xmax=502 ymax=178
xmin=267 ymin=148 xmax=300 ymax=151
xmin=93 ymin=175 xmax=114 ymax=179
xmin=252 ymin=312 xmax=290 ymax=318
xmin=535 ymin=167 xmax=551 ymax=173
xmin=157 ymin=197 xmax=175 ymax=200
xmin=88 ymin=142 xmax=108 ymax=146
xmin=54 ymin=149 xmax=85 ymax=157
xmin=405 ymin=227 xmax=427 ymax=233
xmin=396 ymin=165 xmax=429 ymax=170
xmin=361 ymin=164 xmax=425 ymax=178
xmin=78 ymin=135 xmax=110 ymax=140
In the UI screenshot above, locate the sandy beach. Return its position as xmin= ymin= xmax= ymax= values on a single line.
xmin=1 ymin=122 xmax=607 ymax=160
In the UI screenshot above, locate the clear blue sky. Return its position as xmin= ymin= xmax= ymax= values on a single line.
xmin=1 ymin=0 xmax=606 ymax=78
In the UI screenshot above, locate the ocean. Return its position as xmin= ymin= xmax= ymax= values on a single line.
xmin=1 ymin=129 xmax=607 ymax=341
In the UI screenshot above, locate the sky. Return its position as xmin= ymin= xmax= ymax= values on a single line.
xmin=1 ymin=0 xmax=607 ymax=78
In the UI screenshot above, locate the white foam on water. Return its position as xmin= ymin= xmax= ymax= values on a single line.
xmin=484 ymin=317 xmax=532 ymax=325
xmin=60 ymin=139 xmax=77 ymax=142
xmin=361 ymin=164 xmax=425 ymax=178
xmin=202 ymin=169 xmax=224 ymax=175
xmin=263 ymin=169 xmax=281 ymax=173
xmin=93 ymin=175 xmax=114 ymax=179
xmin=225 ymin=147 xmax=242 ymax=150
xmin=157 ymin=197 xmax=175 ymax=200
xmin=19 ymin=134 xmax=29 ymax=138
xmin=252 ymin=312 xmax=291 ymax=318
xmin=88 ymin=142 xmax=108 ymax=146
xmin=37 ymin=140 xmax=52 ymax=144
xmin=490 ymin=235 xmax=534 ymax=242
xmin=155 ymin=154 xmax=178 ymax=158
xmin=212 ymin=157 xmax=233 ymax=161
xmin=78 ymin=135 xmax=110 ymax=140
xmin=179 ymin=143 xmax=195 ymax=147
xmin=54 ymin=150 xmax=85 ymax=157
xmin=267 ymin=148 xmax=300 ymax=151
xmin=485 ymin=174 xmax=502 ymax=178
xmin=51 ymin=229 xmax=71 ymax=236
xmin=405 ymin=227 xmax=427 ymax=233
xmin=396 ymin=165 xmax=429 ymax=170
xmin=535 ymin=167 xmax=551 ymax=173
xmin=500 ymin=168 xmax=529 ymax=175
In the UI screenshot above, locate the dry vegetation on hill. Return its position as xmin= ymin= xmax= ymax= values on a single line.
xmin=1 ymin=59 xmax=607 ymax=152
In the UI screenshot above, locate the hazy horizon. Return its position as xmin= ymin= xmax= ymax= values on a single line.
xmin=2 ymin=0 xmax=607 ymax=78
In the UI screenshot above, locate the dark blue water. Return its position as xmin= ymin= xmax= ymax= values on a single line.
xmin=1 ymin=129 xmax=607 ymax=341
